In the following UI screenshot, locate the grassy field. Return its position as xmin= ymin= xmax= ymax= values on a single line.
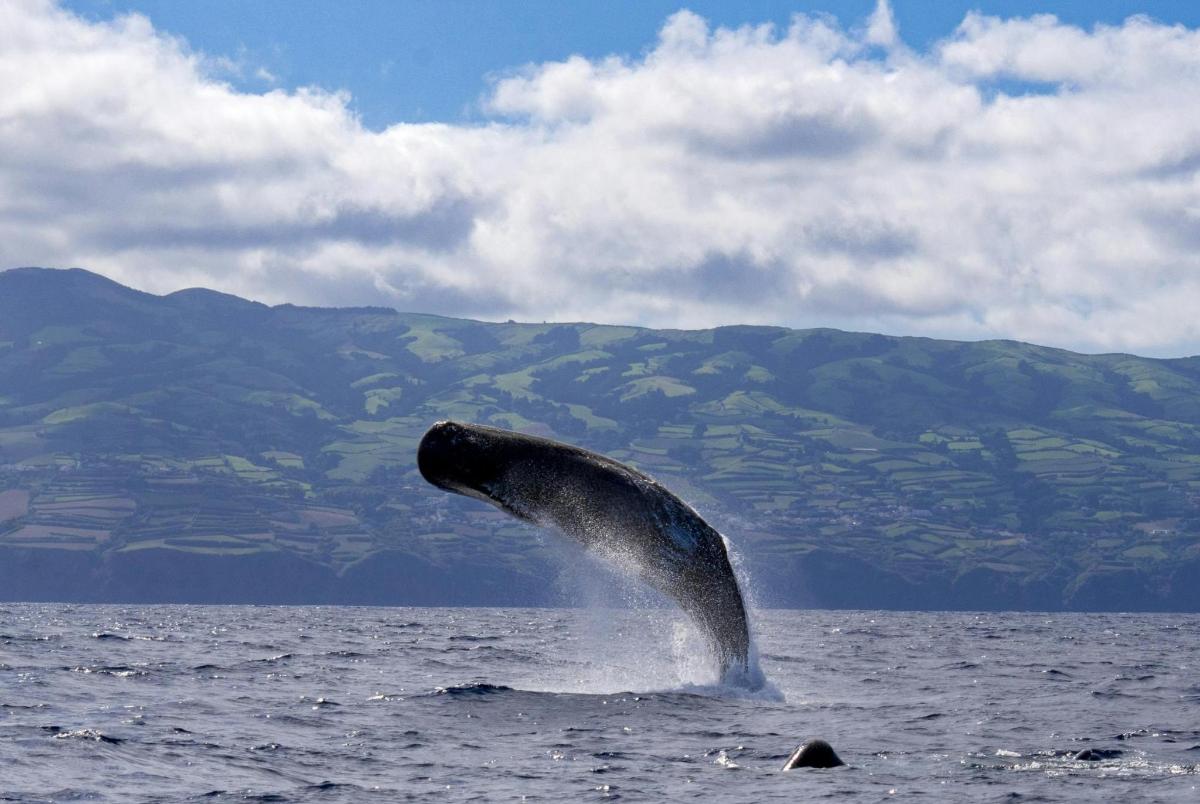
xmin=3 ymin=268 xmax=1200 ymax=607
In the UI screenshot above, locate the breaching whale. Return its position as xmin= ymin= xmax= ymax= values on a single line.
xmin=417 ymin=420 xmax=752 ymax=678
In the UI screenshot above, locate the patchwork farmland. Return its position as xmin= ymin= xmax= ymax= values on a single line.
xmin=2 ymin=268 xmax=1199 ymax=608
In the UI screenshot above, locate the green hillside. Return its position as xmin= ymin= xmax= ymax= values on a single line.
xmin=2 ymin=267 xmax=1199 ymax=610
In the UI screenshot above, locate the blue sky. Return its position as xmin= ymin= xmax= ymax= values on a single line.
xmin=5 ymin=1 xmax=1200 ymax=355
xmin=62 ymin=1 xmax=1200 ymax=127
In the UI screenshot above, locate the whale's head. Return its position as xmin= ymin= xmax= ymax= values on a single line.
xmin=417 ymin=420 xmax=536 ymax=519
xmin=417 ymin=420 xmax=497 ymax=495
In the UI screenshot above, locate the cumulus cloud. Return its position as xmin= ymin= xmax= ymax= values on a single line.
xmin=2 ymin=0 xmax=1200 ymax=355
xmin=865 ymin=0 xmax=899 ymax=48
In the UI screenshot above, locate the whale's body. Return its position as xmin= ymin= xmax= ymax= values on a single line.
xmin=417 ymin=420 xmax=751 ymax=676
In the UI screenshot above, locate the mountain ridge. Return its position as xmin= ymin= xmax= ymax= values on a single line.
xmin=2 ymin=266 xmax=1199 ymax=610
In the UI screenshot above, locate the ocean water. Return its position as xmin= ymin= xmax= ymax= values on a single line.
xmin=1 ymin=604 xmax=1197 ymax=802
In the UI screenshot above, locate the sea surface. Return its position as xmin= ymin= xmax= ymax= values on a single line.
xmin=1 ymin=604 xmax=1197 ymax=802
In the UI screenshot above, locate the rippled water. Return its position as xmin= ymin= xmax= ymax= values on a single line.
xmin=1 ymin=604 xmax=1198 ymax=802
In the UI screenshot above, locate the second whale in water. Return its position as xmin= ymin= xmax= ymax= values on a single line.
xmin=417 ymin=420 xmax=754 ymax=682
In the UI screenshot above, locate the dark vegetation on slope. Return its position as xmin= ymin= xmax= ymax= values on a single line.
xmin=2 ymin=267 xmax=1200 ymax=610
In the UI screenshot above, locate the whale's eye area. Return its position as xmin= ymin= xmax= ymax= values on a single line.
xmin=417 ymin=421 xmax=468 ymax=490
xmin=417 ymin=420 xmax=496 ymax=494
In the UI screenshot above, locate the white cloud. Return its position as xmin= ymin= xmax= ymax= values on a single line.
xmin=865 ymin=0 xmax=899 ymax=48
xmin=2 ymin=0 xmax=1200 ymax=355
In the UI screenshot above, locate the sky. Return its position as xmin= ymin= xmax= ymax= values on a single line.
xmin=5 ymin=1 xmax=1200 ymax=356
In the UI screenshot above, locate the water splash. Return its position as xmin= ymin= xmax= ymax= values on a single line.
xmin=720 ymin=533 xmax=781 ymax=699
xmin=540 ymin=531 xmax=782 ymax=700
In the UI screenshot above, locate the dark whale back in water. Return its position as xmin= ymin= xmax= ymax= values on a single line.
xmin=417 ymin=420 xmax=751 ymax=676
xmin=782 ymin=738 xmax=846 ymax=769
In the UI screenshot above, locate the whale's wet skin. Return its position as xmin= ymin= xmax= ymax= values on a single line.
xmin=418 ymin=420 xmax=753 ymax=681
